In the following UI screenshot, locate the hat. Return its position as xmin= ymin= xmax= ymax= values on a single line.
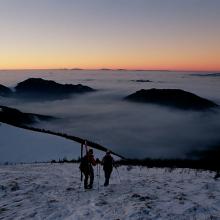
xmin=106 ymin=150 xmax=111 ymax=155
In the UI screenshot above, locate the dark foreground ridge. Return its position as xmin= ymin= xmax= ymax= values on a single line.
xmin=0 ymin=106 xmax=124 ymax=159
xmin=0 ymin=105 xmax=54 ymax=125
xmin=125 ymin=88 xmax=218 ymax=110
xmin=117 ymin=158 xmax=220 ymax=171
xmin=3 ymin=122 xmax=125 ymax=159
xmin=48 ymin=157 xmax=220 ymax=171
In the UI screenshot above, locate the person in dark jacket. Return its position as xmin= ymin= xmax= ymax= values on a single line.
xmin=80 ymin=149 xmax=98 ymax=189
xmin=102 ymin=150 xmax=114 ymax=186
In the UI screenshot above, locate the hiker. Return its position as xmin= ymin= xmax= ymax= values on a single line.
xmin=102 ymin=150 xmax=114 ymax=186
xmin=80 ymin=148 xmax=99 ymax=189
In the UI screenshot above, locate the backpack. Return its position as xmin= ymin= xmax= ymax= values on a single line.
xmin=103 ymin=155 xmax=113 ymax=170
xmin=79 ymin=156 xmax=90 ymax=173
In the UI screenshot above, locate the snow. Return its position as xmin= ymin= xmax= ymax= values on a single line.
xmin=0 ymin=123 xmax=82 ymax=163
xmin=0 ymin=123 xmax=111 ymax=164
xmin=0 ymin=123 xmax=220 ymax=219
xmin=0 ymin=163 xmax=220 ymax=219
xmin=0 ymin=123 xmax=117 ymax=164
xmin=0 ymin=123 xmax=106 ymax=164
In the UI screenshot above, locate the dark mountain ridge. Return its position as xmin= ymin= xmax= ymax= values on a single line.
xmin=0 ymin=78 xmax=95 ymax=101
xmin=0 ymin=84 xmax=13 ymax=97
xmin=125 ymin=88 xmax=218 ymax=110
xmin=15 ymin=78 xmax=95 ymax=100
xmin=0 ymin=105 xmax=54 ymax=126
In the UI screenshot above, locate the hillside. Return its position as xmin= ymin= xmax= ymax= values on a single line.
xmin=0 ymin=106 xmax=54 ymax=126
xmin=0 ymin=163 xmax=219 ymax=219
xmin=0 ymin=84 xmax=12 ymax=97
xmin=125 ymin=89 xmax=218 ymax=110
xmin=0 ymin=78 xmax=95 ymax=101
xmin=0 ymin=123 xmax=220 ymax=219
xmin=14 ymin=78 xmax=95 ymax=100
xmin=0 ymin=123 xmax=80 ymax=163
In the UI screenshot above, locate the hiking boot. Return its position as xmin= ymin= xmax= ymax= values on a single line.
xmin=88 ymin=184 xmax=93 ymax=189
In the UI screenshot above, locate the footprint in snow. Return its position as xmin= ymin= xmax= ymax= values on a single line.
xmin=131 ymin=193 xmax=141 ymax=198
xmin=131 ymin=194 xmax=151 ymax=201
xmin=95 ymin=200 xmax=108 ymax=206
xmin=66 ymin=187 xmax=75 ymax=191
xmin=9 ymin=181 xmax=19 ymax=191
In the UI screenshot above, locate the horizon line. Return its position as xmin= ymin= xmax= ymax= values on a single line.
xmin=0 ymin=68 xmax=219 ymax=72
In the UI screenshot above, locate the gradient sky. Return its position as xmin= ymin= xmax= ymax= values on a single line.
xmin=0 ymin=0 xmax=220 ymax=71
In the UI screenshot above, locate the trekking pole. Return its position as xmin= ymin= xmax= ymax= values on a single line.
xmin=97 ymin=164 xmax=100 ymax=191
xmin=80 ymin=143 xmax=83 ymax=182
xmin=99 ymin=164 xmax=101 ymax=188
xmin=115 ymin=166 xmax=121 ymax=183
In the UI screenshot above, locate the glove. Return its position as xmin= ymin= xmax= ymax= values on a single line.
xmin=114 ymin=163 xmax=119 ymax=168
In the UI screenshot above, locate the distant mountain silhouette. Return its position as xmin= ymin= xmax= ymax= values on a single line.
xmin=14 ymin=78 xmax=95 ymax=100
xmin=116 ymin=69 xmax=127 ymax=71
xmin=0 ymin=84 xmax=13 ymax=97
xmin=71 ymin=68 xmax=83 ymax=70
xmin=99 ymin=68 xmax=112 ymax=71
xmin=0 ymin=105 xmax=54 ymax=126
xmin=191 ymin=73 xmax=220 ymax=77
xmin=131 ymin=79 xmax=153 ymax=83
xmin=125 ymin=88 xmax=218 ymax=110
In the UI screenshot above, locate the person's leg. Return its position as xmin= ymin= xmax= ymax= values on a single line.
xmin=104 ymin=170 xmax=111 ymax=186
xmin=84 ymin=173 xmax=89 ymax=189
xmin=89 ymin=167 xmax=94 ymax=188
xmin=104 ymin=172 xmax=108 ymax=186
xmin=108 ymin=170 xmax=112 ymax=180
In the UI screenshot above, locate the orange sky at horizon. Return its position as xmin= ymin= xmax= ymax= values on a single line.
xmin=1 ymin=46 xmax=219 ymax=71
xmin=0 ymin=1 xmax=220 ymax=72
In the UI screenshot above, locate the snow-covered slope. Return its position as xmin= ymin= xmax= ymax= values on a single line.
xmin=0 ymin=123 xmax=82 ymax=163
xmin=0 ymin=163 xmax=220 ymax=219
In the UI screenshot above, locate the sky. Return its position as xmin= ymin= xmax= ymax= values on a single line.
xmin=0 ymin=0 xmax=220 ymax=71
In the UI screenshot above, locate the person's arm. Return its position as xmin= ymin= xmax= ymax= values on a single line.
xmin=90 ymin=155 xmax=97 ymax=166
xmin=112 ymin=157 xmax=116 ymax=168
xmin=101 ymin=156 xmax=105 ymax=165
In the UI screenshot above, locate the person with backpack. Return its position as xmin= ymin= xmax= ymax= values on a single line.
xmin=102 ymin=150 xmax=114 ymax=186
xmin=80 ymin=148 xmax=99 ymax=189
